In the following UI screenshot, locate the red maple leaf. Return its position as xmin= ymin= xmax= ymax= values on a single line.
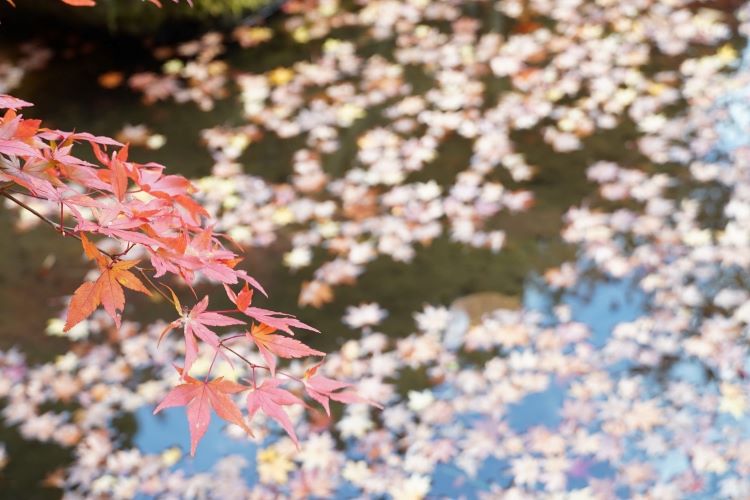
xmin=160 ymin=296 xmax=244 ymax=374
xmin=154 ymin=370 xmax=251 ymax=456
xmin=225 ymin=283 xmax=319 ymax=336
xmin=247 ymin=379 xmax=304 ymax=447
xmin=303 ymin=363 xmax=378 ymax=416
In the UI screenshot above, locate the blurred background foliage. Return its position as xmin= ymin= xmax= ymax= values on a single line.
xmin=7 ymin=0 xmax=281 ymax=34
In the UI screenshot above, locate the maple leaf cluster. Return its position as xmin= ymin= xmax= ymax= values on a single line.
xmin=0 ymin=94 xmax=375 ymax=455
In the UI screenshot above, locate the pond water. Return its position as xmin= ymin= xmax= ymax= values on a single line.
xmin=2 ymin=0 xmax=750 ymax=498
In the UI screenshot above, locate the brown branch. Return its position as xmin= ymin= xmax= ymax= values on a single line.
xmin=2 ymin=190 xmax=119 ymax=261
xmin=1 ymin=190 xmax=78 ymax=237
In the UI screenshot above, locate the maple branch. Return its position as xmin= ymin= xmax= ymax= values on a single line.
xmin=0 ymin=187 xmax=75 ymax=207
xmin=3 ymin=188 xmax=186 ymax=317
xmin=0 ymin=190 xmax=125 ymax=261
xmin=113 ymin=242 xmax=135 ymax=259
xmin=220 ymin=343 xmax=257 ymax=368
xmin=1 ymin=190 xmax=74 ymax=235
xmin=2 ymin=188 xmax=168 ymax=297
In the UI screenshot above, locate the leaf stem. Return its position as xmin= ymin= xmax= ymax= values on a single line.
xmin=221 ymin=333 xmax=245 ymax=343
xmin=220 ymin=343 xmax=303 ymax=383
xmin=136 ymin=268 xmax=174 ymax=303
xmin=205 ymin=348 xmax=219 ymax=382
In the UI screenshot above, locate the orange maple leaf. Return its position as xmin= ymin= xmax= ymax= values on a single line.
xmin=64 ymin=236 xmax=151 ymax=331
xmin=247 ymin=322 xmax=324 ymax=376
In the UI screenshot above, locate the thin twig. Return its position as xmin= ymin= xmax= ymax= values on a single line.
xmin=137 ymin=268 xmax=174 ymax=304
xmin=220 ymin=343 xmax=258 ymax=368
xmin=1 ymin=190 xmax=80 ymax=239
xmin=220 ymin=343 xmax=303 ymax=383
xmin=205 ymin=348 xmax=220 ymax=382
xmin=221 ymin=333 xmax=245 ymax=343
xmin=3 ymin=189 xmax=133 ymax=262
